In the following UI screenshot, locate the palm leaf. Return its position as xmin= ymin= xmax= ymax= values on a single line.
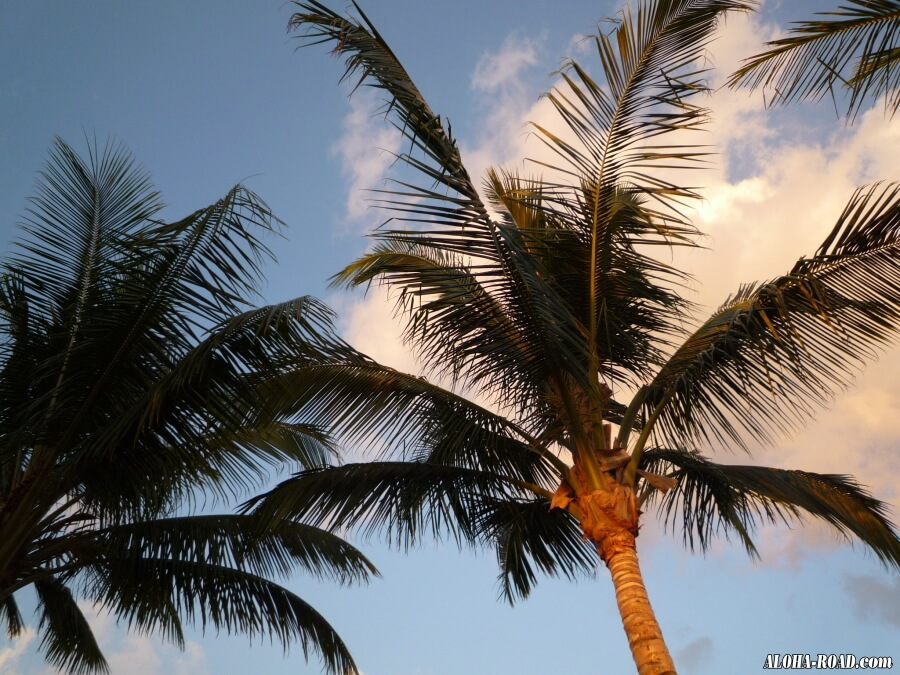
xmin=82 ymin=558 xmax=357 ymax=675
xmin=3 ymin=138 xmax=287 ymax=483
xmin=294 ymin=2 xmax=605 ymax=407
xmin=1 ymin=138 xmax=367 ymax=675
xmin=289 ymin=0 xmax=485 ymax=212
xmin=11 ymin=136 xmax=161 ymax=330
xmin=60 ymin=296 xmax=350 ymax=518
xmin=728 ymin=0 xmax=900 ymax=119
xmin=642 ymin=448 xmax=900 ymax=567
xmin=348 ymin=226 xmax=605 ymax=415
xmin=531 ymin=0 xmax=754 ymax=393
xmin=51 ymin=184 xmax=284 ymax=454
xmin=476 ymin=497 xmax=597 ymax=603
xmin=1 ymin=593 xmax=23 ymax=639
xmin=646 ymin=182 xmax=900 ymax=449
xmin=245 ymin=462 xmax=531 ymax=549
xmin=0 ymin=272 xmax=41 ymax=496
xmin=322 ymin=1 xmax=754 ymax=412
xmin=68 ymin=515 xmax=374 ymax=674
xmin=34 ymin=577 xmax=108 ymax=675
xmin=536 ymin=0 xmax=753 ymax=190
xmin=90 ymin=515 xmax=377 ymax=586
xmin=6 ymin=137 xmax=162 ymax=452
xmin=268 ymin=356 xmax=569 ymax=480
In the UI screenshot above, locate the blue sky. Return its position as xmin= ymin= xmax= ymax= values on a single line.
xmin=1 ymin=1 xmax=899 ymax=674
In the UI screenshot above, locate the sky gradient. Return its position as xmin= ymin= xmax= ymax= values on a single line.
xmin=1 ymin=1 xmax=899 ymax=674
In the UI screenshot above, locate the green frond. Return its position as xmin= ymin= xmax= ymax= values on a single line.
xmin=647 ymin=182 xmax=900 ymax=449
xmin=82 ymin=558 xmax=357 ymax=675
xmin=12 ymin=136 xmax=162 ymax=328
xmin=332 ymin=238 xmax=552 ymax=403
xmin=728 ymin=0 xmax=900 ymax=119
xmin=0 ymin=272 xmax=40 ymax=495
xmin=53 ymin=183 xmax=283 ymax=442
xmin=245 ymin=462 xmax=531 ymax=550
xmin=93 ymin=515 xmax=376 ymax=586
xmin=2 ymin=139 xmax=288 ymax=468
xmin=642 ymin=448 xmax=900 ymax=567
xmin=289 ymin=0 xmax=486 ymax=212
xmin=66 ymin=296 xmax=349 ymax=515
xmin=18 ymin=515 xmax=373 ymax=675
xmin=535 ymin=0 xmax=754 ymax=203
xmin=270 ymin=358 xmax=568 ymax=482
xmin=476 ymin=498 xmax=597 ymax=604
xmin=530 ymin=0 xmax=754 ymax=393
xmin=294 ymin=2 xmax=620 ymax=403
xmin=1 ymin=593 xmax=23 ymax=639
xmin=34 ymin=577 xmax=108 ymax=675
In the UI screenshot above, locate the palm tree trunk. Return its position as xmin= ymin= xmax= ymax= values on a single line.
xmin=602 ymin=536 xmax=677 ymax=675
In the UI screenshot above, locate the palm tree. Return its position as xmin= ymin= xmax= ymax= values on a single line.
xmin=728 ymin=0 xmax=900 ymax=120
xmin=0 ymin=137 xmax=377 ymax=675
xmin=247 ymin=1 xmax=900 ymax=674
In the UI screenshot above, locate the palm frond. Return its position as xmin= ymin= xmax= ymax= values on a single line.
xmin=293 ymin=2 xmax=608 ymax=405
xmin=489 ymin=173 xmax=697 ymax=387
xmin=271 ymin=358 xmax=568 ymax=481
xmin=5 ymin=137 xmax=162 ymax=450
xmin=531 ymin=0 xmax=754 ymax=392
xmin=1 ymin=593 xmax=23 ymax=639
xmin=538 ymin=0 xmax=753 ymax=187
xmin=82 ymin=557 xmax=357 ymax=675
xmin=642 ymin=448 xmax=900 ymax=567
xmin=289 ymin=0 xmax=486 ymax=213
xmin=476 ymin=497 xmax=597 ymax=604
xmin=646 ymin=182 xmax=900 ymax=449
xmin=11 ymin=136 xmax=162 ymax=330
xmin=2 ymin=137 xmax=287 ymax=470
xmin=344 ymin=224 xmax=603 ymax=416
xmin=63 ymin=296 xmax=349 ymax=517
xmin=245 ymin=462 xmax=531 ymax=549
xmin=34 ymin=577 xmax=108 ymax=675
xmin=0 ymin=272 xmax=42 ymax=495
xmin=728 ymin=0 xmax=900 ymax=119
xmin=51 ymin=184 xmax=284 ymax=451
xmin=92 ymin=515 xmax=377 ymax=586
xmin=1 ymin=138 xmax=366 ymax=674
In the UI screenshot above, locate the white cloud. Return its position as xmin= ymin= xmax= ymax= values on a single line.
xmin=338 ymin=286 xmax=420 ymax=376
xmin=0 ymin=604 xmax=211 ymax=675
xmin=173 ymin=641 xmax=208 ymax=675
xmin=0 ymin=629 xmax=36 ymax=675
xmin=105 ymin=633 xmax=163 ymax=675
xmin=331 ymin=90 xmax=402 ymax=230
xmin=471 ymin=34 xmax=540 ymax=94
xmin=462 ymin=33 xmax=559 ymax=197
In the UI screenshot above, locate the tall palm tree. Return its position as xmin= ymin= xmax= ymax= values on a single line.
xmin=248 ymin=1 xmax=900 ymax=674
xmin=728 ymin=0 xmax=900 ymax=120
xmin=0 ymin=137 xmax=377 ymax=675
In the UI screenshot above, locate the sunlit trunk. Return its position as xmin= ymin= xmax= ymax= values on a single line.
xmin=556 ymin=473 xmax=678 ymax=674
xmin=555 ymin=418 xmax=678 ymax=675
xmin=602 ymin=534 xmax=677 ymax=675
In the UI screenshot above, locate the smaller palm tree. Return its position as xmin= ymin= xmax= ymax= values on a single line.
xmin=0 ymin=137 xmax=376 ymax=675
xmin=729 ymin=0 xmax=900 ymax=119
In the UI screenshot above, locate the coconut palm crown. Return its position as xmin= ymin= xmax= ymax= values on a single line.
xmin=0 ymin=138 xmax=377 ymax=675
xmin=248 ymin=1 xmax=900 ymax=674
